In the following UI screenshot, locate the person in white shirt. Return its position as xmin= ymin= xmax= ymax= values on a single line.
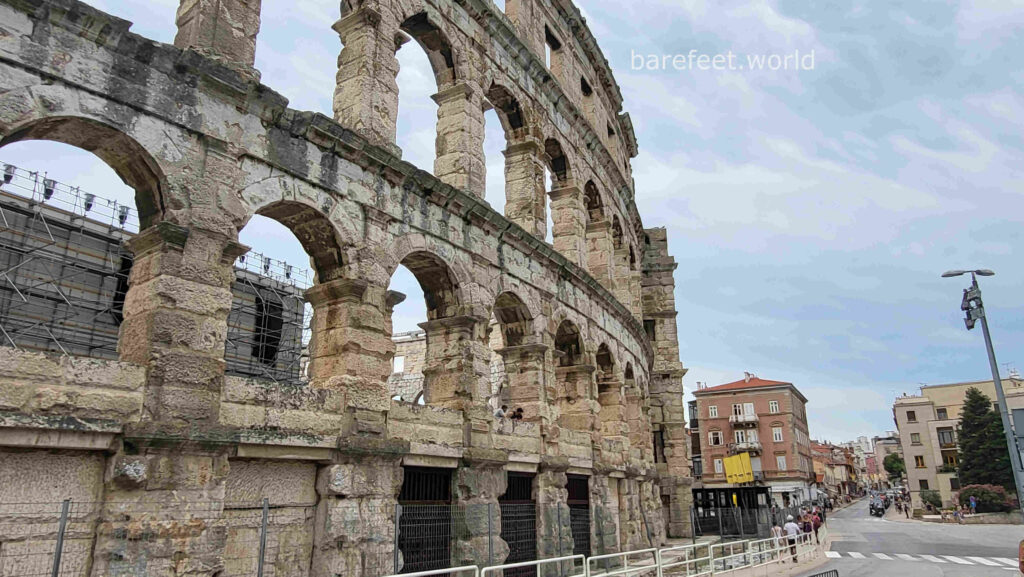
xmin=783 ymin=515 xmax=802 ymax=560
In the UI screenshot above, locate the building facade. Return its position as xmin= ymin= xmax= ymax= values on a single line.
xmin=0 ymin=0 xmax=694 ymax=575
xmin=692 ymin=375 xmax=815 ymax=507
xmin=894 ymin=377 xmax=1024 ymax=510
xmin=872 ymin=432 xmax=902 ymax=488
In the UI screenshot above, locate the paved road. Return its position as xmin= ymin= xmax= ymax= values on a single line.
xmin=797 ymin=499 xmax=1021 ymax=576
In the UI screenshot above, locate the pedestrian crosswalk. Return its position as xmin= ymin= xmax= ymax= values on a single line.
xmin=827 ymin=551 xmax=1020 ymax=570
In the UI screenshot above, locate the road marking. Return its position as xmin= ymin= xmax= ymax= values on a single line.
xmin=918 ymin=555 xmax=946 ymax=563
xmin=993 ymin=558 xmax=1020 ymax=567
xmin=848 ymin=552 xmax=866 ymax=559
xmin=895 ymin=554 xmax=918 ymax=561
xmin=968 ymin=557 xmax=1003 ymax=566
xmin=941 ymin=556 xmax=974 ymax=565
xmin=825 ymin=551 xmax=841 ymax=558
xmin=873 ymin=553 xmax=894 ymax=560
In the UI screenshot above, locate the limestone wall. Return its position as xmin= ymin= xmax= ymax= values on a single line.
xmin=0 ymin=0 xmax=694 ymax=573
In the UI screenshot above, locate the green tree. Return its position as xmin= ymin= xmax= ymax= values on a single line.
xmin=920 ymin=490 xmax=942 ymax=509
xmin=883 ymin=453 xmax=905 ymax=482
xmin=957 ymin=387 xmax=1013 ymax=490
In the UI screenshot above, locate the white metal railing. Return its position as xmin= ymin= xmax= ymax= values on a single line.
xmin=380 ymin=566 xmax=479 ymax=577
xmin=656 ymin=542 xmax=712 ymax=577
xmin=481 ymin=554 xmax=585 ymax=577
xmin=586 ymin=548 xmax=658 ymax=577
xmin=380 ymin=531 xmax=824 ymax=577
xmin=728 ymin=414 xmax=759 ymax=424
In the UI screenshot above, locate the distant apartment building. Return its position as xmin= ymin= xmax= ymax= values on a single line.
xmin=893 ymin=376 xmax=1024 ymax=510
xmin=811 ymin=442 xmax=859 ymax=500
xmin=691 ymin=374 xmax=815 ymax=506
xmin=872 ymin=432 xmax=902 ymax=487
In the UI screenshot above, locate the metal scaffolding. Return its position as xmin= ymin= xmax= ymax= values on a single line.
xmin=0 ymin=162 xmax=312 ymax=385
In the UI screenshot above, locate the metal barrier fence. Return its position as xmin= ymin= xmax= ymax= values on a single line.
xmin=0 ymin=499 xmax=826 ymax=577
xmin=690 ymin=506 xmax=816 ymax=538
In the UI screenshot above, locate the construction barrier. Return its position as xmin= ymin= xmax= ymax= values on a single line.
xmin=586 ymin=547 xmax=659 ymax=577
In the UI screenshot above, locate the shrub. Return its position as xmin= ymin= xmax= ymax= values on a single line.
xmin=920 ymin=490 xmax=942 ymax=509
xmin=957 ymin=484 xmax=1012 ymax=513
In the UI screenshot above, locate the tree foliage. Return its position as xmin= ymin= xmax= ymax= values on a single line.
xmin=957 ymin=484 xmax=1012 ymax=513
xmin=883 ymin=453 xmax=905 ymax=482
xmin=956 ymin=387 xmax=1013 ymax=490
xmin=920 ymin=490 xmax=942 ymax=509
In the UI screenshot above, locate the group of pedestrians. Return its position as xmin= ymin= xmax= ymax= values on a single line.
xmin=494 ymin=405 xmax=524 ymax=420
xmin=769 ymin=506 xmax=823 ymax=563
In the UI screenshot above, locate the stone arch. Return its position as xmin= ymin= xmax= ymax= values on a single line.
xmin=492 ymin=291 xmax=534 ymax=347
xmin=399 ymin=12 xmax=458 ymax=88
xmin=485 ymin=83 xmax=527 ymax=138
xmin=251 ymin=201 xmax=348 ymax=282
xmin=395 ymin=250 xmax=462 ymax=321
xmin=544 ymin=138 xmax=571 ymax=185
xmin=0 ymin=115 xmax=166 ymax=229
xmin=596 ymin=342 xmax=615 ymax=378
xmin=584 ymin=180 xmax=603 ymax=222
xmin=554 ymin=319 xmax=584 ymax=367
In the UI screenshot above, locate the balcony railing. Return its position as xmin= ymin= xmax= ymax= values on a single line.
xmin=728 ymin=441 xmax=762 ymax=454
xmin=729 ymin=413 xmax=759 ymax=425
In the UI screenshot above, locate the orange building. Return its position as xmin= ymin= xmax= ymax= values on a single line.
xmin=692 ymin=373 xmax=815 ymax=506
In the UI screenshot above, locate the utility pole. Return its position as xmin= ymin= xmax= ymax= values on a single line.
xmin=943 ymin=269 xmax=1024 ymax=522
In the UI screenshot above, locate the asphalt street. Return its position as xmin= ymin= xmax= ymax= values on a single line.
xmin=796 ymin=498 xmax=1022 ymax=577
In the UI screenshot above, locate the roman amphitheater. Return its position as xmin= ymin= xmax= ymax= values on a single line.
xmin=0 ymin=0 xmax=691 ymax=575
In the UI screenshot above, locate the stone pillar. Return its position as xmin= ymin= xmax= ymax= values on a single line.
xmin=452 ymin=449 xmax=510 ymax=567
xmin=554 ymin=365 xmax=597 ymax=435
xmin=421 ymin=315 xmax=495 ymax=448
xmin=91 ymin=446 xmax=232 ymax=577
xmin=586 ymin=220 xmax=614 ymax=291
xmin=311 ymin=439 xmax=406 ymax=577
xmin=591 ymin=474 xmax=621 ymax=557
xmin=597 ymin=380 xmax=628 ymax=441
xmin=503 ymin=138 xmax=547 ymax=239
xmin=305 ymin=278 xmax=393 ymax=436
xmin=496 ymin=343 xmax=549 ymax=424
xmin=549 ymin=182 xmax=586 ymax=266
xmin=174 ymin=0 xmax=262 ymax=77
xmin=612 ymin=247 xmax=633 ymax=314
xmin=536 ymin=456 xmax=573 ymax=577
xmin=119 ymin=222 xmax=246 ymax=426
xmin=333 ymin=7 xmax=402 ymax=155
xmin=433 ymin=83 xmax=486 ymax=198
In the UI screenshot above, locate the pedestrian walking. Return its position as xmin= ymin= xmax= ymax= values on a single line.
xmin=783 ymin=515 xmax=801 ymax=561
xmin=812 ymin=511 xmax=822 ymax=544
xmin=969 ymin=495 xmax=977 ymax=515
xmin=904 ymin=502 xmax=909 ymax=518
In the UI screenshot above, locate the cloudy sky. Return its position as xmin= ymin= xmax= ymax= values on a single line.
xmin=2 ymin=0 xmax=1021 ymax=444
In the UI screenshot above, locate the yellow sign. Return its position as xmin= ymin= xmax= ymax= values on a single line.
xmin=724 ymin=452 xmax=755 ymax=484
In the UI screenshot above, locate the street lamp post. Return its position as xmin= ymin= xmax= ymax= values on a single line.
xmin=942 ymin=269 xmax=1024 ymax=522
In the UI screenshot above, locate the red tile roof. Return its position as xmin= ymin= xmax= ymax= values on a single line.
xmin=694 ymin=377 xmax=792 ymax=394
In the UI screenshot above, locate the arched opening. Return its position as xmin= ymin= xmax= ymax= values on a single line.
xmin=554 ymin=320 xmax=583 ymax=368
xmin=483 ymin=106 xmax=506 ymax=214
xmin=585 ymin=181 xmax=603 ymax=223
xmin=387 ymin=250 xmax=464 ymax=407
xmin=596 ymin=343 xmax=615 ymax=379
xmin=230 ymin=205 xmax=333 ymax=385
xmin=0 ymin=120 xmax=163 ymax=361
xmin=490 ymin=291 xmax=535 ymax=418
xmin=395 ymin=13 xmax=457 ymax=172
xmin=544 ymin=138 xmax=571 ymax=245
xmin=2 ymin=117 xmax=164 ymax=227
